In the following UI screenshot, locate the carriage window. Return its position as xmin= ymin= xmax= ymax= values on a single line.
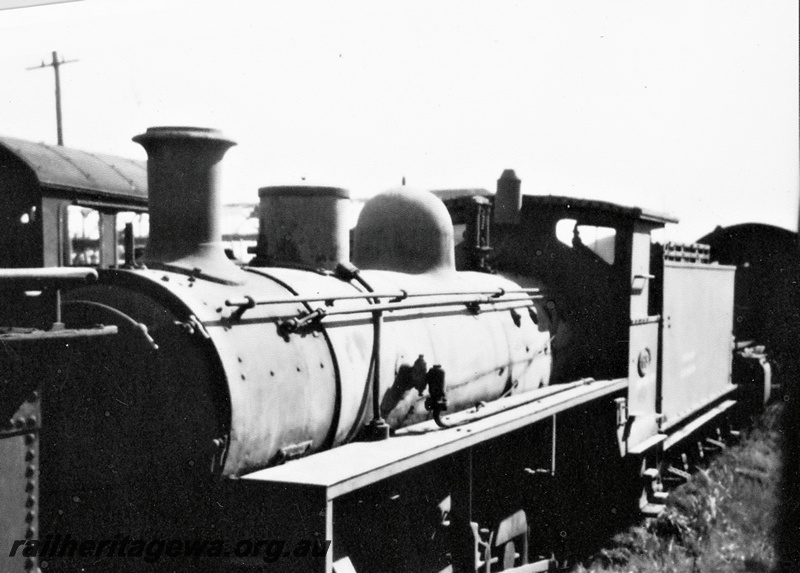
xmin=65 ymin=205 xmax=101 ymax=266
xmin=116 ymin=212 xmax=150 ymax=264
xmin=555 ymin=218 xmax=616 ymax=265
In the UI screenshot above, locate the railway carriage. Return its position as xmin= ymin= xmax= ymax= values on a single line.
xmin=0 ymin=136 xmax=148 ymax=269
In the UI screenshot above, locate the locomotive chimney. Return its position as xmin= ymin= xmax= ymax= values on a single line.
xmin=132 ymin=126 xmax=239 ymax=281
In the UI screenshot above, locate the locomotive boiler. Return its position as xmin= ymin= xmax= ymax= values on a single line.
xmin=61 ymin=126 xmax=551 ymax=475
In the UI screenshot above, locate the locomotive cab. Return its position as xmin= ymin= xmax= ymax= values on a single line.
xmin=442 ymin=182 xmax=676 ymax=386
xmin=441 ymin=175 xmax=741 ymax=462
xmin=439 ymin=178 xmax=685 ymax=453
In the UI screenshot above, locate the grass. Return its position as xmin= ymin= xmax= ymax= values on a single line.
xmin=574 ymin=403 xmax=782 ymax=573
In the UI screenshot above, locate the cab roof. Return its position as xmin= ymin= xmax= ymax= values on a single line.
xmin=432 ymin=188 xmax=678 ymax=225
xmin=521 ymin=194 xmax=678 ymax=225
xmin=0 ymin=136 xmax=147 ymax=205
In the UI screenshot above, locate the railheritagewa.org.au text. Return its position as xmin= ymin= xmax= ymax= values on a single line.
xmin=9 ymin=534 xmax=331 ymax=563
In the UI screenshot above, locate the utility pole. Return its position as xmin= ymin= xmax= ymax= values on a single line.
xmin=26 ymin=51 xmax=78 ymax=146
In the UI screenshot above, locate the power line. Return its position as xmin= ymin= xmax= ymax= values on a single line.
xmin=26 ymin=50 xmax=78 ymax=146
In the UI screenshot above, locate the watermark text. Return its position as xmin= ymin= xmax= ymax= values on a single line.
xmin=9 ymin=535 xmax=330 ymax=564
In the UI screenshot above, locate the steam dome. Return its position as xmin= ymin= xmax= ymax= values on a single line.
xmin=353 ymin=188 xmax=455 ymax=274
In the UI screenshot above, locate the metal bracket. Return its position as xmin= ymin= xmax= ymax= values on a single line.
xmin=136 ymin=322 xmax=159 ymax=350
xmin=614 ymin=397 xmax=628 ymax=426
xmin=210 ymin=435 xmax=229 ymax=473
xmin=470 ymin=522 xmax=497 ymax=573
xmin=175 ymin=315 xmax=210 ymax=340
xmin=466 ymin=301 xmax=482 ymax=315
xmin=229 ymin=295 xmax=255 ymax=320
xmin=277 ymin=308 xmax=327 ymax=339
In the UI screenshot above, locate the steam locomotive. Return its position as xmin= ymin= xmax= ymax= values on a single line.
xmin=0 ymin=127 xmax=776 ymax=573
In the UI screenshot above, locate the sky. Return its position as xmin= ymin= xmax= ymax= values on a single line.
xmin=0 ymin=0 xmax=797 ymax=241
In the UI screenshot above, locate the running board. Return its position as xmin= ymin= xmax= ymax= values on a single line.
xmin=245 ymin=379 xmax=627 ymax=499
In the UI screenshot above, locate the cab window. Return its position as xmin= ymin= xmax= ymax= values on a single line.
xmin=556 ymin=218 xmax=616 ymax=265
